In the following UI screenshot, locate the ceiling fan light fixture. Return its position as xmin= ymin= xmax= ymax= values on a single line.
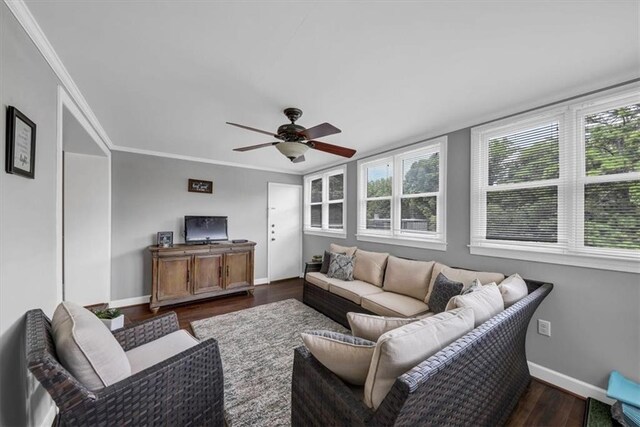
xmin=276 ymin=142 xmax=309 ymax=161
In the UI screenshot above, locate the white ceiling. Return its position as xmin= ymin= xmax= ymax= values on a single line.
xmin=25 ymin=0 xmax=640 ymax=174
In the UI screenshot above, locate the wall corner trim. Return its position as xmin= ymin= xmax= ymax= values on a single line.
xmin=528 ymin=361 xmax=614 ymax=404
xmin=3 ymin=0 xmax=115 ymax=150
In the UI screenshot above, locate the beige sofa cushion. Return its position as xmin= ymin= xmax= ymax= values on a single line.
xmin=330 ymin=243 xmax=357 ymax=257
xmin=347 ymin=313 xmax=417 ymax=341
xmin=498 ymin=273 xmax=529 ymax=307
xmin=361 ymin=292 xmax=429 ymax=317
xmin=363 ymin=307 xmax=475 ymax=409
xmin=306 ymin=271 xmax=331 ymax=290
xmin=329 ymin=280 xmax=385 ymax=304
xmin=126 ymin=330 xmax=200 ymax=374
xmin=426 ymin=263 xmax=505 ymax=302
xmin=52 ymin=302 xmax=131 ymax=390
xmin=353 ymin=250 xmax=389 ymax=287
xmin=302 ymin=331 xmax=375 ymax=386
xmin=446 ymin=283 xmax=504 ymax=327
xmin=383 ymin=256 xmax=434 ymax=300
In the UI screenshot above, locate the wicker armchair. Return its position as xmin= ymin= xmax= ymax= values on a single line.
xmin=26 ymin=309 xmax=224 ymax=426
xmin=292 ymin=280 xmax=553 ymax=426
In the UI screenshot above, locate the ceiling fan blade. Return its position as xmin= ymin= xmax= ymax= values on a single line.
xmin=307 ymin=140 xmax=356 ymax=158
xmin=226 ymin=122 xmax=279 ymax=138
xmin=292 ymin=155 xmax=305 ymax=164
xmin=233 ymin=142 xmax=278 ymax=152
xmin=299 ymin=122 xmax=341 ymax=140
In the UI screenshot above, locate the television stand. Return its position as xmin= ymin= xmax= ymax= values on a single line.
xmin=148 ymin=241 xmax=256 ymax=313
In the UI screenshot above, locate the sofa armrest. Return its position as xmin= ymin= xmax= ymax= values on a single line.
xmin=291 ymin=346 xmax=373 ymax=427
xmin=112 ymin=312 xmax=179 ymax=351
xmin=304 ymin=262 xmax=322 ymax=276
xmin=60 ymin=338 xmax=224 ymax=426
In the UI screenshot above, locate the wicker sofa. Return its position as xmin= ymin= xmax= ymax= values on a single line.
xmin=25 ymin=309 xmax=225 ymax=426
xmin=293 ymin=250 xmax=553 ymax=426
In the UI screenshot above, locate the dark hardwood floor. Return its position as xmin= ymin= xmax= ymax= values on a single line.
xmin=120 ymin=279 xmax=585 ymax=427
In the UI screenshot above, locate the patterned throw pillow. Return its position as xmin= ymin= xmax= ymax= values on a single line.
xmin=428 ymin=273 xmax=463 ymax=313
xmin=327 ymin=253 xmax=355 ymax=281
xmin=320 ymin=250 xmax=345 ymax=274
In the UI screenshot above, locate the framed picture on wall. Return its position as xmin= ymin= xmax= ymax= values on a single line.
xmin=157 ymin=231 xmax=173 ymax=248
xmin=6 ymin=106 xmax=36 ymax=179
xmin=188 ymin=179 xmax=213 ymax=194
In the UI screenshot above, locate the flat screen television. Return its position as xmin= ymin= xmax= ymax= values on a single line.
xmin=184 ymin=216 xmax=228 ymax=244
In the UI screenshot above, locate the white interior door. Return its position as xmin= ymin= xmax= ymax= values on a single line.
xmin=268 ymin=183 xmax=302 ymax=282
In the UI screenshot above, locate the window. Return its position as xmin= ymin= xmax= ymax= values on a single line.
xmin=471 ymin=86 xmax=640 ymax=272
xmin=357 ymin=136 xmax=447 ymax=250
xmin=304 ymin=166 xmax=346 ymax=237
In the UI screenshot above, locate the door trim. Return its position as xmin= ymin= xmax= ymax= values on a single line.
xmin=267 ymin=182 xmax=303 ymax=283
xmin=57 ymin=86 xmax=112 ymax=305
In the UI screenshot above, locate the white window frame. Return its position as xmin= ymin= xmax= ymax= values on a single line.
xmin=470 ymin=85 xmax=640 ymax=273
xmin=357 ymin=136 xmax=447 ymax=250
xmin=303 ymin=165 xmax=347 ymax=238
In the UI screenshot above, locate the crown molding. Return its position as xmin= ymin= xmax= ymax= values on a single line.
xmin=4 ymin=0 xmax=115 ymax=149
xmin=111 ymin=145 xmax=301 ymax=175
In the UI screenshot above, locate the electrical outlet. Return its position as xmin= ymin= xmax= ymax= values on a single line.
xmin=538 ymin=319 xmax=551 ymax=337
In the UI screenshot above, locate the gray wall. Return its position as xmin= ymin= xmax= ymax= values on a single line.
xmin=303 ymin=127 xmax=640 ymax=390
xmin=0 ymin=2 xmax=60 ymax=425
xmin=111 ymin=151 xmax=302 ymax=300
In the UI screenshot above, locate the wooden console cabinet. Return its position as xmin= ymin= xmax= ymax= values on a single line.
xmin=149 ymin=241 xmax=256 ymax=312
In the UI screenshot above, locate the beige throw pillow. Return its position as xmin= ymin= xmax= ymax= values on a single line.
xmin=52 ymin=302 xmax=131 ymax=390
xmin=498 ymin=273 xmax=529 ymax=307
xmin=301 ymin=331 xmax=375 ymax=386
xmin=329 ymin=243 xmax=357 ymax=257
xmin=347 ymin=312 xmax=417 ymax=341
xmin=445 ymin=283 xmax=504 ymax=327
xmin=363 ymin=308 xmax=475 ymax=409
xmin=353 ymin=250 xmax=389 ymax=287
xmin=382 ymin=256 xmax=434 ymax=300
xmin=426 ymin=263 xmax=505 ymax=303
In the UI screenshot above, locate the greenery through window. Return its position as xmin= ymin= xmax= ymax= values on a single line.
xmin=471 ymin=88 xmax=639 ymax=272
xmin=358 ymin=137 xmax=446 ymax=249
xmin=304 ymin=167 xmax=346 ymax=235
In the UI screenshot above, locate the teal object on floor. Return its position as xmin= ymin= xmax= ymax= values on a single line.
xmin=608 ymin=371 xmax=640 ymax=408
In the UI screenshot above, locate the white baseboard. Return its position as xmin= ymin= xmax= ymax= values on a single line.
xmin=255 ymin=277 xmax=269 ymax=285
xmin=39 ymin=403 xmax=57 ymax=427
xmin=109 ymin=295 xmax=151 ymax=308
xmin=528 ymin=361 xmax=613 ymax=404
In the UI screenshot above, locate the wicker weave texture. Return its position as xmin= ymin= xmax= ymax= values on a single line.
xmin=293 ymin=280 xmax=553 ymax=427
xmin=26 ymin=309 xmax=225 ymax=426
xmin=303 ymin=281 xmax=375 ymax=327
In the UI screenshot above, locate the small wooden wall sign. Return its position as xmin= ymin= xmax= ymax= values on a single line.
xmin=188 ymin=179 xmax=213 ymax=194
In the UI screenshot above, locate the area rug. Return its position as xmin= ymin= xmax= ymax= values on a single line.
xmin=191 ymin=299 xmax=348 ymax=427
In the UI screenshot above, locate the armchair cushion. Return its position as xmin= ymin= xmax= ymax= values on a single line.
xmin=126 ymin=329 xmax=200 ymax=374
xmin=382 ymin=256 xmax=434 ymax=300
xmin=301 ymin=331 xmax=375 ymax=386
xmin=51 ymin=301 xmax=131 ymax=390
xmin=363 ymin=307 xmax=475 ymax=409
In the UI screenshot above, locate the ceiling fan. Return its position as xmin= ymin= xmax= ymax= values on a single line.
xmin=227 ymin=108 xmax=356 ymax=163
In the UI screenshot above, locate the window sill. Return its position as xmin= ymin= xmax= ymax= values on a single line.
xmin=304 ymin=229 xmax=347 ymax=239
xmin=356 ymin=234 xmax=447 ymax=251
xmin=469 ymin=243 xmax=640 ymax=273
